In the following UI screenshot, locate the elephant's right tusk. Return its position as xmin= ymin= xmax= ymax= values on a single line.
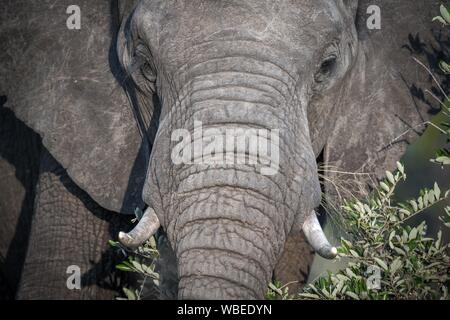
xmin=118 ymin=207 xmax=160 ymax=249
xmin=302 ymin=211 xmax=337 ymax=259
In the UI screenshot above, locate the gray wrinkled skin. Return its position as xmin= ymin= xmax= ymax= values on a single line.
xmin=0 ymin=0 xmax=445 ymax=299
xmin=126 ymin=0 xmax=354 ymax=299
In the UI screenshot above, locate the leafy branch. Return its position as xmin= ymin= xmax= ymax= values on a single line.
xmin=285 ymin=164 xmax=450 ymax=300
xmin=429 ymin=4 xmax=450 ymax=166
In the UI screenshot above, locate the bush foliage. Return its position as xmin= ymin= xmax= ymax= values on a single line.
xmin=114 ymin=162 xmax=449 ymax=300
xmin=109 ymin=232 xmax=160 ymax=300
xmin=430 ymin=4 xmax=450 ymax=166
xmin=291 ymin=164 xmax=450 ymax=300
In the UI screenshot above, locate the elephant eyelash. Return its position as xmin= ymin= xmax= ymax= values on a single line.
xmin=135 ymin=42 xmax=150 ymax=58
xmin=314 ymin=54 xmax=338 ymax=85
xmin=318 ymin=55 xmax=337 ymax=78
xmin=124 ymin=40 xmax=157 ymax=93
xmin=312 ymin=41 xmax=341 ymax=89
xmin=135 ymin=42 xmax=157 ymax=76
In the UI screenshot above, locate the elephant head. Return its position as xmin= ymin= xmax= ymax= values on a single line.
xmin=115 ymin=0 xmax=361 ymax=298
xmin=2 ymin=0 xmax=443 ymax=299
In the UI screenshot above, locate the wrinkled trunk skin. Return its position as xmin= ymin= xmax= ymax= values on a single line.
xmin=174 ymin=171 xmax=288 ymax=299
xmin=143 ymin=51 xmax=321 ymax=299
xmin=151 ymin=162 xmax=320 ymax=299
xmin=158 ymin=128 xmax=319 ymax=300
xmin=174 ymin=185 xmax=314 ymax=299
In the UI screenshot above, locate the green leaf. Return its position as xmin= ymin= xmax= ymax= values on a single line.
xmin=148 ymin=236 xmax=157 ymax=249
xmin=116 ymin=264 xmax=133 ymax=272
xmin=424 ymin=192 xmax=430 ymax=206
xmin=389 ymin=231 xmax=396 ymax=242
xmin=396 ymin=162 xmax=405 ymax=175
xmin=346 ymin=268 xmax=357 ymax=279
xmin=435 ymin=231 xmax=442 ymax=249
xmin=409 ymin=228 xmax=418 ymax=241
xmin=374 ymin=257 xmax=388 ymax=271
xmin=390 ymin=258 xmax=403 ymax=274
xmin=336 ymin=274 xmax=350 ymax=282
xmin=433 ymin=16 xmax=448 ymax=25
xmin=108 ymin=240 xmax=120 ymax=248
xmin=418 ymin=197 xmax=424 ymax=210
xmin=350 ymin=250 xmax=360 ymax=258
xmin=131 ymin=260 xmax=145 ymax=273
xmin=345 ymin=292 xmax=360 ymax=300
xmin=440 ymin=4 xmax=450 ymax=24
xmin=394 ymin=246 xmax=408 ymax=257
xmin=439 ymin=60 xmax=450 ymax=74
xmin=434 ymin=183 xmax=441 ymax=200
xmin=399 ymin=208 xmax=411 ymax=217
xmin=388 ymin=231 xmax=396 ymax=249
xmin=123 ymin=288 xmax=137 ymax=300
xmin=380 ymin=182 xmax=390 ymax=193
xmin=333 ymin=279 xmax=345 ymax=297
xmin=410 ymin=200 xmax=418 ymax=212
xmin=142 ymin=264 xmax=157 ymax=277
xmin=434 ymin=156 xmax=450 ymax=165
xmin=320 ymin=288 xmax=333 ymax=299
xmin=429 ymin=190 xmax=436 ymax=204
xmin=341 ymin=238 xmax=353 ymax=249
xmin=268 ymin=282 xmax=283 ymax=296
xmin=298 ymin=293 xmax=320 ymax=299
xmin=386 ymin=171 xmax=395 ymax=185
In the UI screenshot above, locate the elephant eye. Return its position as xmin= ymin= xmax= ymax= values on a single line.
xmin=314 ymin=55 xmax=338 ymax=83
xmin=127 ymin=41 xmax=156 ymax=92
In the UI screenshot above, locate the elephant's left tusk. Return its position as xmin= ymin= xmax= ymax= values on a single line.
xmin=118 ymin=207 xmax=160 ymax=249
xmin=302 ymin=211 xmax=337 ymax=259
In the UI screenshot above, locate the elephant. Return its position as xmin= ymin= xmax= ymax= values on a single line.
xmin=0 ymin=0 xmax=447 ymax=299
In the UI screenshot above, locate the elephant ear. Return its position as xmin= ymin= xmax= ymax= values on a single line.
xmin=0 ymin=0 xmax=148 ymax=214
xmin=325 ymin=0 xmax=448 ymax=183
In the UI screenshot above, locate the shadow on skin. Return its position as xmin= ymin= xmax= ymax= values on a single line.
xmin=0 ymin=1 xmax=159 ymax=299
xmin=0 ymin=95 xmax=40 ymax=299
xmin=403 ymin=30 xmax=450 ymax=115
xmin=0 ymin=95 xmax=145 ymax=299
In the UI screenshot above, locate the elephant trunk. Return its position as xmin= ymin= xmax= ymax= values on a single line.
xmin=174 ymin=189 xmax=281 ymax=299
xmin=144 ymin=55 xmax=328 ymax=298
xmin=169 ymin=132 xmax=318 ymax=298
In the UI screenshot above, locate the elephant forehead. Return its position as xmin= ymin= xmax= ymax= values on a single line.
xmin=136 ymin=0 xmax=345 ymax=67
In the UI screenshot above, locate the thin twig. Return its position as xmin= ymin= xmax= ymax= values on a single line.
xmin=322 ymin=170 xmax=374 ymax=176
xmin=425 ymin=89 xmax=449 ymax=110
xmin=388 ymin=121 xmax=447 ymax=146
xmin=412 ymin=57 xmax=449 ymax=102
